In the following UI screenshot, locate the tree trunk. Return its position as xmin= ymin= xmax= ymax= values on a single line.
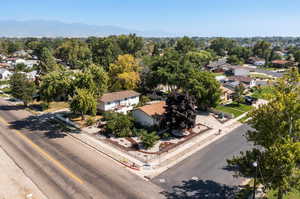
xmin=277 ymin=188 xmax=284 ymax=199
xmin=81 ymin=113 xmax=85 ymax=121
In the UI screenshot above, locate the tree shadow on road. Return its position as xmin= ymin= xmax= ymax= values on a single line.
xmin=0 ymin=104 xmax=25 ymax=111
xmin=161 ymin=179 xmax=239 ymax=199
xmin=8 ymin=115 xmax=68 ymax=139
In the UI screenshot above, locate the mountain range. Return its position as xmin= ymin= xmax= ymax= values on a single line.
xmin=0 ymin=20 xmax=173 ymax=37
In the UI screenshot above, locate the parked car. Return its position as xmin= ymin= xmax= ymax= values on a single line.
xmin=244 ymin=96 xmax=258 ymax=105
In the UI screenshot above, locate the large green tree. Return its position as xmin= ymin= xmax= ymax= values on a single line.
xmin=117 ymin=34 xmax=144 ymax=55
xmin=70 ymin=88 xmax=97 ymax=120
xmin=87 ymin=36 xmax=122 ymax=68
xmin=10 ymin=73 xmax=36 ymax=106
xmin=38 ymin=47 xmax=60 ymax=74
xmin=184 ymin=70 xmax=221 ymax=110
xmin=39 ymin=70 xmax=73 ymax=102
xmin=174 ymin=36 xmax=195 ymax=54
xmin=227 ymin=69 xmax=300 ymax=199
xmin=84 ymin=64 xmax=109 ymax=96
xmin=209 ymin=38 xmax=236 ymax=56
xmin=253 ymin=41 xmax=272 ymax=63
xmin=105 ymin=112 xmax=134 ymax=137
xmin=56 ymin=39 xmax=91 ymax=69
xmin=228 ymin=46 xmax=252 ymax=62
xmin=184 ymin=50 xmax=213 ymax=68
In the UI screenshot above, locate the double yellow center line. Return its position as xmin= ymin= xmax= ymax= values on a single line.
xmin=0 ymin=116 xmax=84 ymax=184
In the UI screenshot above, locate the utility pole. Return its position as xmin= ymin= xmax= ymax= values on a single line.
xmin=252 ymin=161 xmax=258 ymax=199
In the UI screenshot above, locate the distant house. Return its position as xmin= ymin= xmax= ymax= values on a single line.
xmin=206 ymin=58 xmax=227 ymax=72
xmin=23 ymin=60 xmax=39 ymax=68
xmin=133 ymin=101 xmax=166 ymax=127
xmin=220 ymin=86 xmax=234 ymax=103
xmin=215 ymin=75 xmax=227 ymax=83
xmin=225 ymin=65 xmax=250 ymax=77
xmin=12 ymin=50 xmax=29 ymax=58
xmin=227 ymin=76 xmax=256 ymax=88
xmin=0 ymin=69 xmax=12 ymax=80
xmin=97 ymin=90 xmax=140 ymax=114
xmin=5 ymin=58 xmax=26 ymax=67
xmin=232 ymin=67 xmax=250 ymax=76
xmin=247 ymin=57 xmax=265 ymax=66
xmin=271 ymin=60 xmax=293 ymax=68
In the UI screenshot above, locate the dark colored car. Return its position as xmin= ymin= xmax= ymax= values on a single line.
xmin=244 ymin=96 xmax=258 ymax=105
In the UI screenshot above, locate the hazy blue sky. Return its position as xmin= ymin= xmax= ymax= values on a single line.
xmin=1 ymin=0 xmax=300 ymax=36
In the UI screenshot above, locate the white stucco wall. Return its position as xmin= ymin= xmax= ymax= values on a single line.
xmin=132 ymin=109 xmax=155 ymax=127
xmin=98 ymin=96 xmax=140 ymax=114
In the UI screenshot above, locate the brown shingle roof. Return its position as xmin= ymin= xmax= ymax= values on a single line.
xmin=138 ymin=101 xmax=166 ymax=116
xmin=99 ymin=90 xmax=140 ymax=103
xmin=272 ymin=60 xmax=289 ymax=65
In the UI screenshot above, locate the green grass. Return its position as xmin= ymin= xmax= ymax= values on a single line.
xmin=266 ymin=188 xmax=300 ymax=199
xmin=252 ymin=86 xmax=275 ymax=100
xmin=215 ymin=102 xmax=253 ymax=118
xmin=257 ymin=66 xmax=281 ymax=71
xmin=212 ymin=72 xmax=224 ymax=77
xmin=1 ymin=87 xmax=11 ymax=94
xmin=250 ymin=73 xmax=272 ymax=79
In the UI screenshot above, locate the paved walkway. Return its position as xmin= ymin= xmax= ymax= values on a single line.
xmin=0 ymin=147 xmax=48 ymax=199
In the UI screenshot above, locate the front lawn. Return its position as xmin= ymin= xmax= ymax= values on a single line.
xmin=250 ymin=73 xmax=272 ymax=79
xmin=215 ymin=102 xmax=253 ymax=118
xmin=252 ymin=86 xmax=275 ymax=100
xmin=266 ymin=189 xmax=300 ymax=199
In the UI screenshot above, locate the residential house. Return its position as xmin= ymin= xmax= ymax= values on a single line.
xmin=220 ymin=86 xmax=234 ymax=104
xmin=271 ymin=60 xmax=293 ymax=68
xmin=247 ymin=57 xmax=266 ymax=66
xmin=215 ymin=75 xmax=227 ymax=83
xmin=12 ymin=50 xmax=30 ymax=58
xmin=206 ymin=58 xmax=227 ymax=72
xmin=97 ymin=90 xmax=140 ymax=114
xmin=227 ymin=76 xmax=256 ymax=88
xmin=0 ymin=69 xmax=12 ymax=80
xmin=23 ymin=60 xmax=39 ymax=68
xmin=133 ymin=101 xmax=166 ymax=127
xmin=232 ymin=67 xmax=250 ymax=76
xmin=225 ymin=65 xmax=250 ymax=76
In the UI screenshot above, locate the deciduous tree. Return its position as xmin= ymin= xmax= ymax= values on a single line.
xmin=227 ymin=70 xmax=300 ymax=199
xmin=10 ymin=73 xmax=36 ymax=106
xmin=108 ymin=54 xmax=140 ymax=90
xmin=164 ymin=92 xmax=196 ymax=132
xmin=70 ymin=88 xmax=97 ymax=120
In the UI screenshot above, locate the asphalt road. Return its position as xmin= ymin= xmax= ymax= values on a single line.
xmin=0 ymin=98 xmax=164 ymax=199
xmin=152 ymin=124 xmax=253 ymax=199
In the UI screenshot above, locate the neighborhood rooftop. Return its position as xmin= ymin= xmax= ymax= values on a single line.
xmin=99 ymin=90 xmax=140 ymax=103
xmin=228 ymin=75 xmax=253 ymax=83
xmin=137 ymin=101 xmax=166 ymax=116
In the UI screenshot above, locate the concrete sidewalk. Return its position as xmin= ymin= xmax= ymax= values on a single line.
xmin=0 ymin=147 xmax=47 ymax=199
xmin=65 ymin=112 xmax=248 ymax=179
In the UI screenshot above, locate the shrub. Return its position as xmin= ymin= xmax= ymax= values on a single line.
xmin=41 ymin=102 xmax=49 ymax=111
xmin=105 ymin=112 xmax=134 ymax=137
xmin=85 ymin=117 xmax=96 ymax=126
xmin=140 ymin=131 xmax=160 ymax=149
